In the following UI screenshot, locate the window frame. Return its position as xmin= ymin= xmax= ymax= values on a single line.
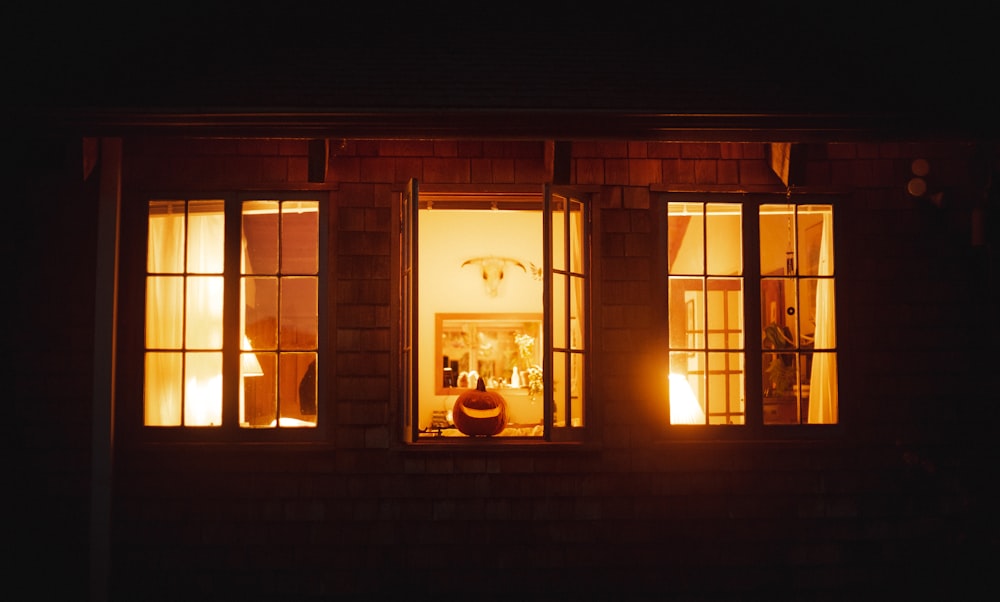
xmin=397 ymin=180 xmax=598 ymax=446
xmin=655 ymin=192 xmax=843 ymax=439
xmin=117 ymin=190 xmax=331 ymax=444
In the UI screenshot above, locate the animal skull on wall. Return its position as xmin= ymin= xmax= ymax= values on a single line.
xmin=461 ymin=256 xmax=527 ymax=297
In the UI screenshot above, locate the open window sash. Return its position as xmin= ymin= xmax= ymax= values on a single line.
xmin=402 ymin=178 xmax=418 ymax=442
xmin=546 ymin=185 xmax=589 ymax=442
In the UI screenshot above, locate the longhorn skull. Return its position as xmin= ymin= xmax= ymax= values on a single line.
xmin=461 ymin=256 xmax=527 ymax=297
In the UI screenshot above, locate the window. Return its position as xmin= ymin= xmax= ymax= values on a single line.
xmin=142 ymin=195 xmax=324 ymax=434
xmin=400 ymin=181 xmax=592 ymax=441
xmin=665 ymin=196 xmax=837 ymax=426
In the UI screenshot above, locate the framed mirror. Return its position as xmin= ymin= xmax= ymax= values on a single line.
xmin=435 ymin=313 xmax=543 ymax=395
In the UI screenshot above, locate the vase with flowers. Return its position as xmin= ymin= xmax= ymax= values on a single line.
xmin=514 ymin=332 xmax=544 ymax=400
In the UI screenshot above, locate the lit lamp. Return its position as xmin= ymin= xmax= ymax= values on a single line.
xmin=668 ymin=373 xmax=705 ymax=425
xmin=241 ymin=336 xmax=264 ymax=377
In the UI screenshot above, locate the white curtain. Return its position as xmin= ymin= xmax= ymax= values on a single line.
xmin=145 ymin=207 xmax=185 ymax=425
xmin=807 ymin=210 xmax=838 ymax=423
xmin=146 ymin=203 xmax=225 ymax=426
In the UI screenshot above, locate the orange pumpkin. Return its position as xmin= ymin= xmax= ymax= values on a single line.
xmin=452 ymin=377 xmax=508 ymax=436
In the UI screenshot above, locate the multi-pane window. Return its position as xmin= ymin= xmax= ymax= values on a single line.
xmin=143 ymin=197 xmax=322 ymax=430
xmin=758 ymin=203 xmax=837 ymax=424
xmin=400 ymin=181 xmax=591 ymax=441
xmin=666 ymin=197 xmax=837 ymax=425
xmin=667 ymin=202 xmax=746 ymax=424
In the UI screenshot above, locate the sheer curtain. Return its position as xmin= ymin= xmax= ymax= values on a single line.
xmin=146 ymin=202 xmax=225 ymax=426
xmin=807 ymin=210 xmax=837 ymax=423
xmin=146 ymin=206 xmax=185 ymax=425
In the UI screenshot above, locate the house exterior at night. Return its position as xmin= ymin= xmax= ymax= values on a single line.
xmin=10 ymin=13 xmax=999 ymax=601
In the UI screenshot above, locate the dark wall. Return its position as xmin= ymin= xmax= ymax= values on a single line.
xmin=15 ymin=136 xmax=998 ymax=600
xmin=12 ymin=135 xmax=98 ymax=599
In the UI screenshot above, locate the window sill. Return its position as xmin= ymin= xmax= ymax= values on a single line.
xmin=652 ymin=423 xmax=843 ymax=445
xmin=394 ymin=438 xmax=598 ymax=453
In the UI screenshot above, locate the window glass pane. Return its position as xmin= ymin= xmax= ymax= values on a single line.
xmin=569 ymin=275 xmax=584 ymax=351
xmin=705 ymin=203 xmax=741 ymax=275
xmin=146 ymin=276 xmax=183 ymax=348
xmin=243 ymin=276 xmax=278 ymax=349
xmin=552 ymin=274 xmax=567 ymax=349
xmin=569 ymin=198 xmax=584 ymax=273
xmin=759 ymin=205 xmax=795 ymax=276
xmin=706 ymin=279 xmax=742 ymax=349
xmin=669 ymin=277 xmax=703 ymax=349
xmin=669 ymin=350 xmax=706 ymax=425
xmin=282 ymin=201 xmax=319 ymax=274
xmin=186 ymin=200 xmax=225 ymax=273
xmin=805 ymin=351 xmax=838 ymax=424
xmin=242 ymin=352 xmax=276 ymax=427
xmin=799 ymin=278 xmax=837 ymax=348
xmin=798 ymin=205 xmax=834 ymax=276
xmin=667 ymin=203 xmax=704 ymax=274
xmin=185 ymin=276 xmax=224 ymax=349
xmin=144 ymin=352 xmax=182 ymax=426
xmin=761 ymin=278 xmax=795 ymax=339
xmin=707 ymin=351 xmax=744 ymax=424
xmin=569 ymin=351 xmax=585 ymax=427
xmin=725 ymin=282 xmax=744 ymax=348
xmin=552 ymin=350 xmax=567 ymax=426
xmin=184 ymin=352 xmax=222 ymax=426
xmin=552 ymin=195 xmax=566 ymax=270
xmin=148 ymin=200 xmax=185 ymax=273
xmin=243 ymin=200 xmax=279 ymax=275
xmin=279 ymin=352 xmax=318 ymax=427
xmin=762 ymin=276 xmax=797 ymax=407
xmin=280 ymin=277 xmax=318 ymax=350
xmin=763 ymin=351 xmax=797 ymax=401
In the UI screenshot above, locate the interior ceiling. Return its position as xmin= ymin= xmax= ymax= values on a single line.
xmin=668 ymin=216 xmax=692 ymax=271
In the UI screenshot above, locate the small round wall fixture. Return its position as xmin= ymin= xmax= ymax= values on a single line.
xmin=907 ymin=177 xmax=928 ymax=197
xmin=911 ymin=158 xmax=930 ymax=177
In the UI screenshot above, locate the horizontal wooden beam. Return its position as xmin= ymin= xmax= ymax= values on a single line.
xmin=34 ymin=109 xmax=992 ymax=143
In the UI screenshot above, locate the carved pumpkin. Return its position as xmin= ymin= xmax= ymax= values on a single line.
xmin=452 ymin=377 xmax=508 ymax=436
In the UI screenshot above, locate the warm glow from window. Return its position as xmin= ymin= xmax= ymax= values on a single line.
xmin=759 ymin=204 xmax=837 ymax=424
xmin=668 ymin=372 xmax=706 ymax=424
xmin=667 ymin=202 xmax=745 ymax=425
xmin=418 ymin=205 xmax=544 ymax=437
xmin=407 ymin=188 xmax=589 ymax=440
xmin=143 ymin=198 xmax=320 ymax=429
xmin=241 ymin=200 xmax=319 ymax=428
xmin=145 ymin=200 xmax=225 ymax=427
xmin=667 ymin=200 xmax=837 ymax=426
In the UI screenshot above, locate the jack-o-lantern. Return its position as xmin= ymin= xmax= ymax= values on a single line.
xmin=452 ymin=377 xmax=508 ymax=437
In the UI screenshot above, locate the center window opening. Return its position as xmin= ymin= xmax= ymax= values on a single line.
xmin=404 ymin=184 xmax=590 ymax=441
xmin=418 ymin=197 xmax=545 ymax=437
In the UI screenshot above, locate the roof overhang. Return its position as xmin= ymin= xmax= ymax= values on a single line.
xmin=34 ymin=107 xmax=992 ymax=144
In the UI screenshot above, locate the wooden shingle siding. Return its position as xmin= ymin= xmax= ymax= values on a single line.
xmin=12 ymin=126 xmax=997 ymax=599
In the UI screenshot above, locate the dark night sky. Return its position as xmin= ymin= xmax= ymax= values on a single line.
xmin=4 ymin=3 xmax=996 ymax=134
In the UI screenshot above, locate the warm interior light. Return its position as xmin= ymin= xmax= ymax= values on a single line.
xmin=185 ymin=373 xmax=222 ymax=426
xmin=668 ymin=373 xmax=705 ymax=424
xmin=241 ymin=336 xmax=264 ymax=377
